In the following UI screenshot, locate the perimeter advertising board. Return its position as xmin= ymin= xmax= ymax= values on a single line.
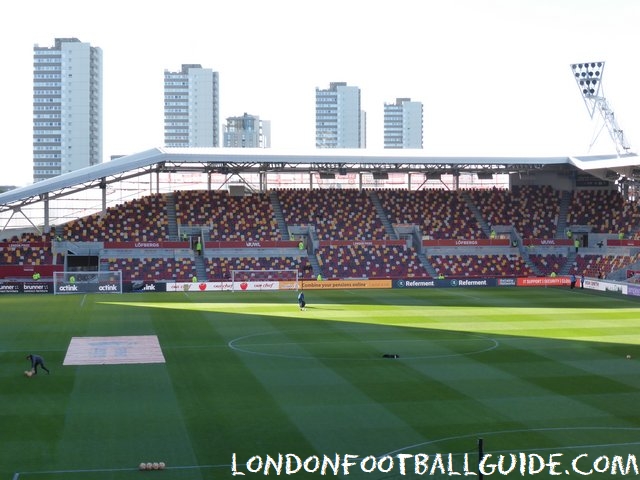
xmin=167 ymin=279 xmax=393 ymax=292
xmin=628 ymin=285 xmax=640 ymax=297
xmin=127 ymin=282 xmax=167 ymax=293
xmin=581 ymin=278 xmax=627 ymax=294
xmin=0 ymin=281 xmax=52 ymax=294
xmin=167 ymin=282 xmax=232 ymax=292
xmin=516 ymin=277 xmax=570 ymax=287
xmin=393 ymin=278 xmax=512 ymax=289
xmin=285 ymin=279 xmax=392 ymax=290
xmin=55 ymin=283 xmax=121 ymax=294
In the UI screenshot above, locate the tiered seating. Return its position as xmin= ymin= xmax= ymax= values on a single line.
xmin=516 ymin=185 xmax=563 ymax=239
xmin=571 ymin=255 xmax=607 ymax=278
xmin=105 ymin=257 xmax=195 ymax=282
xmin=0 ymin=244 xmax=54 ymax=266
xmin=62 ymin=193 xmax=169 ymax=242
xmin=573 ymin=253 xmax=640 ymax=278
xmin=428 ymin=254 xmax=534 ymax=277
xmin=465 ymin=185 xmax=561 ymax=239
xmin=3 ymin=232 xmax=56 ymax=243
xmin=8 ymin=188 xmax=639 ymax=284
xmin=277 ymin=189 xmax=386 ymax=240
xmin=527 ymin=254 xmax=568 ymax=276
xmin=175 ymin=190 xmax=279 ymax=241
xmin=317 ymin=244 xmax=428 ymax=279
xmin=608 ymin=254 xmax=640 ymax=273
xmin=464 ymin=187 xmax=510 ymax=233
xmin=206 ymin=256 xmax=311 ymax=281
xmin=377 ymin=189 xmax=483 ymax=239
xmin=0 ymin=231 xmax=59 ymax=266
xmin=567 ymin=190 xmax=640 ymax=234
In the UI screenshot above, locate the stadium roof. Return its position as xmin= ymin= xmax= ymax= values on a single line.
xmin=0 ymin=148 xmax=639 ymax=231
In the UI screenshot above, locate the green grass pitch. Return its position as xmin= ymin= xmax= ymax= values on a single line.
xmin=2 ymin=287 xmax=640 ymax=479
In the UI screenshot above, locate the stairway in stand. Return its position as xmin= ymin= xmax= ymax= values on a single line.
xmin=193 ymin=254 xmax=207 ymax=281
xmin=165 ymin=192 xmax=179 ymax=240
xmin=269 ymin=191 xmax=289 ymax=240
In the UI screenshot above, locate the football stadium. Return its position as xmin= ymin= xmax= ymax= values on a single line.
xmin=3 ymin=144 xmax=640 ymax=479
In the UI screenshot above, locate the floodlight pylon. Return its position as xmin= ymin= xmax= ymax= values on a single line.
xmin=570 ymin=61 xmax=631 ymax=156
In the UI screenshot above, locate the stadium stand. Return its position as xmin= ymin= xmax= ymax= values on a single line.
xmin=465 ymin=185 xmax=562 ymax=240
xmin=566 ymin=189 xmax=640 ymax=234
xmin=572 ymin=253 xmax=640 ymax=278
xmin=277 ymin=188 xmax=387 ymax=240
xmin=106 ymin=257 xmax=196 ymax=282
xmin=317 ymin=244 xmax=428 ymax=279
xmin=528 ymin=253 xmax=569 ymax=276
xmin=428 ymin=254 xmax=534 ymax=278
xmin=0 ymin=243 xmax=55 ymax=266
xmin=4 ymin=184 xmax=640 ymax=283
xmin=377 ymin=189 xmax=484 ymax=239
xmin=62 ymin=193 xmax=169 ymax=242
xmin=206 ymin=256 xmax=311 ymax=281
xmin=175 ymin=190 xmax=280 ymax=241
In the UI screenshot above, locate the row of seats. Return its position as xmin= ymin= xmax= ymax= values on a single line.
xmin=104 ymin=258 xmax=196 ymax=282
xmin=317 ymin=245 xmax=428 ymax=278
xmin=206 ymin=256 xmax=311 ymax=281
xmin=0 ymin=232 xmax=61 ymax=268
xmin=94 ymin=252 xmax=640 ymax=282
xmin=428 ymin=254 xmax=534 ymax=278
xmin=277 ymin=189 xmax=387 ymax=240
xmin=175 ymin=190 xmax=279 ymax=241
xmin=62 ymin=193 xmax=169 ymax=242
xmin=571 ymin=253 xmax=640 ymax=278
xmin=377 ymin=189 xmax=483 ymax=239
xmin=99 ymin=248 xmax=431 ymax=282
xmin=4 ymin=188 xmax=640 ymax=281
xmin=3 ymin=250 xmax=637 ymax=281
xmin=567 ymin=189 xmax=640 ymax=235
xmin=22 ymin=187 xmax=640 ymax=244
xmin=93 ymin=251 xmax=640 ymax=282
xmin=1 ymin=246 xmax=55 ymax=266
xmin=528 ymin=254 xmax=569 ymax=276
xmin=102 ymin=256 xmax=310 ymax=282
xmin=466 ymin=185 xmax=561 ymax=239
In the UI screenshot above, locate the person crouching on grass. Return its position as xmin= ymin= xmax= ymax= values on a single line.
xmin=26 ymin=354 xmax=50 ymax=375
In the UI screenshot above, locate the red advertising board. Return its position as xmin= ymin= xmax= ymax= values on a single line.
xmin=103 ymin=241 xmax=189 ymax=249
xmin=516 ymin=276 xmax=570 ymax=287
xmin=608 ymin=239 xmax=640 ymax=247
xmin=204 ymin=240 xmax=299 ymax=248
xmin=522 ymin=239 xmax=573 ymax=246
xmin=422 ymin=239 xmax=510 ymax=247
xmin=318 ymin=240 xmax=405 ymax=247
xmin=0 ymin=242 xmax=50 ymax=250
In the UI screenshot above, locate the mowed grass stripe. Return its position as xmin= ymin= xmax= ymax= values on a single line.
xmin=181 ymin=302 xmax=428 ymax=458
xmin=155 ymin=297 xmax=319 ymax=465
xmin=3 ymin=287 xmax=640 ymax=479
xmin=50 ymin=295 xmax=204 ymax=476
xmin=231 ymin=345 xmax=429 ymax=457
xmin=53 ymin=364 xmax=203 ymax=475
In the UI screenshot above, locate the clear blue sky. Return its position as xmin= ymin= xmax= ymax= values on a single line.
xmin=1 ymin=0 xmax=639 ymax=186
